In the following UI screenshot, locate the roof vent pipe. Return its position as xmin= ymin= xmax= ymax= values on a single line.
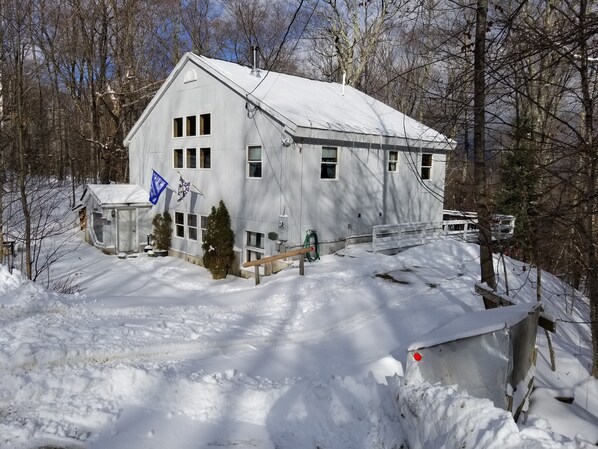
xmin=250 ymin=45 xmax=261 ymax=78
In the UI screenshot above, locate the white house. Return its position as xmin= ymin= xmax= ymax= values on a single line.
xmin=123 ymin=53 xmax=455 ymax=274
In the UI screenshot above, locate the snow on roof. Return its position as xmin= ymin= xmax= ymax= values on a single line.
xmin=123 ymin=53 xmax=455 ymax=149
xmin=85 ymin=184 xmax=151 ymax=206
xmin=407 ymin=303 xmax=540 ymax=351
xmin=195 ymin=54 xmax=452 ymax=147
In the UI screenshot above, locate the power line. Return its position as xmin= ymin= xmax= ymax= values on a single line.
xmin=247 ymin=0 xmax=311 ymax=97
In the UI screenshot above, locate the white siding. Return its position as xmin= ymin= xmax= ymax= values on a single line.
xmin=128 ymin=59 xmax=447 ymax=262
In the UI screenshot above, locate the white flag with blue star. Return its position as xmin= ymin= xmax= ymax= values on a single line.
xmin=149 ymin=170 xmax=168 ymax=205
xmin=177 ymin=175 xmax=191 ymax=204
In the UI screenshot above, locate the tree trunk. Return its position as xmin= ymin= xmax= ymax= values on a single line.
xmin=473 ymin=0 xmax=496 ymax=303
xmin=15 ymin=28 xmax=32 ymax=279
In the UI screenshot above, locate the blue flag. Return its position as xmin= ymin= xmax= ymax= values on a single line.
xmin=149 ymin=170 xmax=168 ymax=205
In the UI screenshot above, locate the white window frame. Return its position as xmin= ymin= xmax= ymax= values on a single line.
xmin=173 ymin=148 xmax=184 ymax=169
xmin=200 ymin=113 xmax=211 ymax=135
xmin=173 ymin=117 xmax=184 ymax=138
xmin=200 ymin=147 xmax=211 ymax=169
xmin=186 ymin=147 xmax=197 ymax=169
xmin=187 ymin=213 xmax=198 ymax=241
xmin=174 ymin=212 xmax=199 ymax=241
xmin=388 ymin=150 xmax=399 ymax=172
xmin=174 ymin=212 xmax=185 ymax=238
xmin=245 ymin=230 xmax=265 ymax=264
xmin=421 ymin=153 xmax=433 ymax=180
xmin=186 ymin=115 xmax=197 ymax=137
xmin=321 ymin=146 xmax=338 ymax=180
xmin=247 ymin=145 xmax=262 ymax=178
xmin=200 ymin=215 xmax=210 ymax=242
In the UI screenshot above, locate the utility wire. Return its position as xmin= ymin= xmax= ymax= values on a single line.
xmin=247 ymin=0 xmax=309 ymax=97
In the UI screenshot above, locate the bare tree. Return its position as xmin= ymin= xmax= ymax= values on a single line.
xmin=308 ymin=0 xmax=415 ymax=88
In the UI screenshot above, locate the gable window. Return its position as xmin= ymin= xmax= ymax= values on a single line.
xmin=186 ymin=148 xmax=197 ymax=169
xmin=186 ymin=116 xmax=197 ymax=136
xmin=248 ymin=145 xmax=262 ymax=178
xmin=246 ymin=231 xmax=264 ymax=263
xmin=421 ymin=153 xmax=433 ymax=180
xmin=174 ymin=148 xmax=184 ymax=168
xmin=173 ymin=117 xmax=183 ymax=138
xmin=388 ymin=150 xmax=399 ymax=172
xmin=321 ymin=147 xmax=338 ymax=179
xmin=175 ymin=212 xmax=185 ymax=238
xmin=200 ymin=113 xmax=211 ymax=135
xmin=188 ymin=214 xmax=198 ymax=241
xmin=200 ymin=215 xmax=210 ymax=242
xmin=200 ymin=147 xmax=211 ymax=169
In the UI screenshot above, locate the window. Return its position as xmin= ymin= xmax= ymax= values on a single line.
xmin=188 ymin=214 xmax=198 ymax=241
xmin=321 ymin=147 xmax=338 ymax=179
xmin=200 ymin=147 xmax=211 ymax=169
xmin=186 ymin=148 xmax=197 ymax=169
xmin=248 ymin=145 xmax=262 ymax=178
xmin=173 ymin=117 xmax=183 ymax=137
xmin=186 ymin=116 xmax=197 ymax=136
xmin=388 ymin=150 xmax=399 ymax=172
xmin=200 ymin=113 xmax=211 ymax=135
xmin=200 ymin=215 xmax=210 ymax=242
xmin=174 ymin=148 xmax=184 ymax=168
xmin=175 ymin=212 xmax=185 ymax=238
xmin=175 ymin=212 xmax=198 ymax=240
xmin=421 ymin=153 xmax=433 ymax=180
xmin=246 ymin=231 xmax=265 ymax=263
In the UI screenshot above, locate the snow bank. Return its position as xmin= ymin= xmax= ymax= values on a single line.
xmin=389 ymin=374 xmax=591 ymax=449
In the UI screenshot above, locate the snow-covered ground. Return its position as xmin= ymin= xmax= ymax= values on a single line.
xmin=0 ymin=220 xmax=597 ymax=448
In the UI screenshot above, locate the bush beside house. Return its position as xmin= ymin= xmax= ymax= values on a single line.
xmin=152 ymin=212 xmax=172 ymax=254
xmin=202 ymin=201 xmax=235 ymax=279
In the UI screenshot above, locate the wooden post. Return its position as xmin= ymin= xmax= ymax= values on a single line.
xmin=299 ymin=253 xmax=305 ymax=276
xmin=537 ymin=266 xmax=556 ymax=371
xmin=254 ymin=265 xmax=260 ymax=285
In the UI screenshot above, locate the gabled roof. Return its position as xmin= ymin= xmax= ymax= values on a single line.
xmin=124 ymin=52 xmax=455 ymax=150
xmin=82 ymin=184 xmax=152 ymax=207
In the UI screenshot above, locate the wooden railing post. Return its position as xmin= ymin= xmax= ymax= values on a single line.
xmin=254 ymin=265 xmax=260 ymax=285
xmin=242 ymin=246 xmax=314 ymax=285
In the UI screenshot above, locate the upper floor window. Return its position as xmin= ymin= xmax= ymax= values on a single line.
xmin=186 ymin=148 xmax=197 ymax=169
xmin=248 ymin=145 xmax=262 ymax=178
xmin=200 ymin=113 xmax=211 ymax=135
xmin=321 ymin=147 xmax=338 ymax=179
xmin=174 ymin=148 xmax=184 ymax=168
xmin=186 ymin=116 xmax=197 ymax=136
xmin=200 ymin=147 xmax=211 ymax=169
xmin=388 ymin=150 xmax=399 ymax=172
xmin=421 ymin=153 xmax=433 ymax=180
xmin=173 ymin=117 xmax=183 ymax=138
xmin=174 ymin=148 xmax=202 ymax=169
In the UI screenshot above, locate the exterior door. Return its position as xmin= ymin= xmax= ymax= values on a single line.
xmin=117 ymin=209 xmax=136 ymax=253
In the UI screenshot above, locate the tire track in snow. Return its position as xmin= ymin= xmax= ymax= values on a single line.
xmin=10 ymin=280 xmax=442 ymax=373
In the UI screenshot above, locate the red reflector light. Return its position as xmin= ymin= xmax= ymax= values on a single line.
xmin=413 ymin=352 xmax=422 ymax=362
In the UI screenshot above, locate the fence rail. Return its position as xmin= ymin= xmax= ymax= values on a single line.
xmin=372 ymin=222 xmax=445 ymax=253
xmin=372 ymin=213 xmax=516 ymax=253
